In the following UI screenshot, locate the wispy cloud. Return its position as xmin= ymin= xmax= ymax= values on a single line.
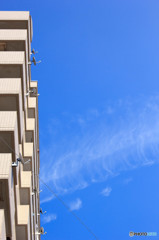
xmin=123 ymin=177 xmax=133 ymax=185
xmin=69 ymin=198 xmax=82 ymax=211
xmin=40 ymin=96 xmax=159 ymax=194
xmin=100 ymin=187 xmax=112 ymax=197
xmin=42 ymin=214 xmax=57 ymax=224
xmin=41 ymin=195 xmax=55 ymax=204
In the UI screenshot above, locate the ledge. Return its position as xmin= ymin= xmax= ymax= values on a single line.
xmin=0 ymin=111 xmax=17 ymax=131
xmin=21 ymin=171 xmax=31 ymax=188
xmin=0 ymin=29 xmax=27 ymax=40
xmin=0 ymin=51 xmax=24 ymax=64
xmin=28 ymin=97 xmax=36 ymax=108
xmin=17 ymin=205 xmax=29 ymax=225
xmin=0 ymin=209 xmax=6 ymax=240
xmin=0 ymin=153 xmax=12 ymax=179
xmin=23 ymin=143 xmax=33 ymax=157
xmin=0 ymin=11 xmax=30 ymax=20
xmin=26 ymin=118 xmax=35 ymax=131
xmin=0 ymin=78 xmax=21 ymax=94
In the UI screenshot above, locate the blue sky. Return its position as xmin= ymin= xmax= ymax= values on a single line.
xmin=1 ymin=0 xmax=159 ymax=239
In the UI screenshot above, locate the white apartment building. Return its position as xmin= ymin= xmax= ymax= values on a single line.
xmin=0 ymin=11 xmax=41 ymax=240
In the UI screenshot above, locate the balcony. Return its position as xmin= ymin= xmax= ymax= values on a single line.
xmin=20 ymin=171 xmax=31 ymax=205
xmin=0 ymin=29 xmax=30 ymax=83
xmin=0 ymin=154 xmax=15 ymax=240
xmin=0 ymin=111 xmax=19 ymax=161
xmin=0 ymin=209 xmax=6 ymax=239
xmin=23 ymin=143 xmax=33 ymax=172
xmin=0 ymin=78 xmax=24 ymax=143
xmin=0 ymin=111 xmax=19 ymax=184
xmin=16 ymin=205 xmax=30 ymax=240
xmin=0 ymin=11 xmax=33 ymax=57
xmin=26 ymin=118 xmax=35 ymax=131
xmin=0 ymin=51 xmax=28 ymax=112
xmin=0 ymin=29 xmax=27 ymax=51
xmin=28 ymin=97 xmax=36 ymax=118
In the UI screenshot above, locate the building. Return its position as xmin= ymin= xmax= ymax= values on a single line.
xmin=0 ymin=11 xmax=41 ymax=240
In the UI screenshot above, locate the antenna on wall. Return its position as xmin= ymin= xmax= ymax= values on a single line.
xmin=37 ymin=208 xmax=47 ymax=215
xmin=31 ymin=188 xmax=42 ymax=195
xmin=26 ymin=88 xmax=40 ymax=97
xmin=35 ymin=227 xmax=47 ymax=235
xmin=31 ymin=49 xmax=38 ymax=54
xmin=12 ymin=154 xmax=31 ymax=167
xmin=28 ymin=57 xmax=41 ymax=66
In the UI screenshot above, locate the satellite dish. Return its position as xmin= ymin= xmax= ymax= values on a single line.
xmin=32 ymin=57 xmax=36 ymax=65
xmin=31 ymin=49 xmax=38 ymax=54
xmin=31 ymin=88 xmax=37 ymax=94
xmin=28 ymin=58 xmax=41 ymax=66
xmin=32 ymin=57 xmax=41 ymax=66
xmin=40 ymin=227 xmax=44 ymax=234
xmin=39 ymin=208 xmax=47 ymax=214
xmin=12 ymin=154 xmax=31 ymax=167
xmin=38 ymin=227 xmax=47 ymax=235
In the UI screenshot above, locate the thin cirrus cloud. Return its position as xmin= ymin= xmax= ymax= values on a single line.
xmin=40 ymin=96 xmax=159 ymax=195
xmin=40 ymin=195 xmax=55 ymax=204
xmin=42 ymin=214 xmax=57 ymax=224
xmin=69 ymin=198 xmax=82 ymax=211
xmin=100 ymin=187 xmax=112 ymax=197
xmin=123 ymin=177 xmax=133 ymax=185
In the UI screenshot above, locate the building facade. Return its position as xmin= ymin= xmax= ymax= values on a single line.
xmin=0 ymin=11 xmax=41 ymax=240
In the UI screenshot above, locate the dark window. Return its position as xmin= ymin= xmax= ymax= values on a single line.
xmin=0 ymin=43 xmax=7 ymax=51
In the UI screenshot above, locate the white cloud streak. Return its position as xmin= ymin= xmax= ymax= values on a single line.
xmin=100 ymin=187 xmax=112 ymax=197
xmin=40 ymin=96 xmax=159 ymax=195
xmin=42 ymin=214 xmax=57 ymax=224
xmin=69 ymin=198 xmax=82 ymax=211
xmin=123 ymin=177 xmax=133 ymax=185
xmin=40 ymin=195 xmax=55 ymax=204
